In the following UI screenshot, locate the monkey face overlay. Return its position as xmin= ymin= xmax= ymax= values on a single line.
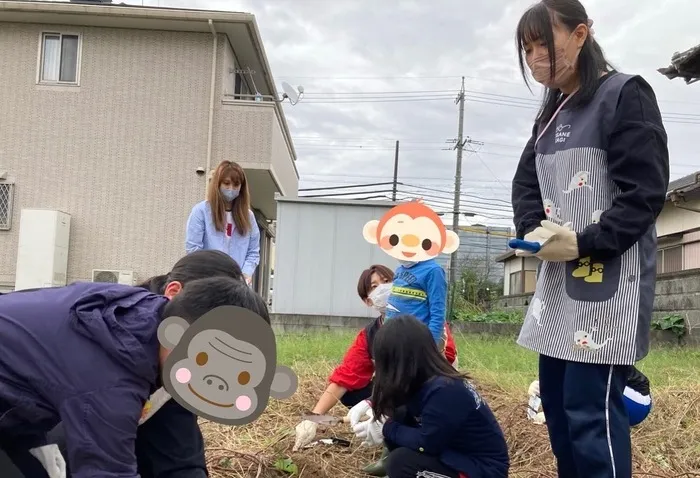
xmin=363 ymin=200 xmax=460 ymax=263
xmin=157 ymin=306 xmax=298 ymax=426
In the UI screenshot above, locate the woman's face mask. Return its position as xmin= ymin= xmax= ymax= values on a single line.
xmin=526 ymin=32 xmax=580 ymax=89
xmin=220 ymin=186 xmax=240 ymax=202
xmin=368 ymin=282 xmax=392 ymax=313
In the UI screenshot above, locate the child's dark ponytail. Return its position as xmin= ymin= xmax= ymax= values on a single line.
xmin=136 ymin=274 xmax=170 ymax=294
xmin=137 ymin=250 xmax=245 ymax=294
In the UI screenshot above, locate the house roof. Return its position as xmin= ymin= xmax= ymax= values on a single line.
xmin=658 ymin=44 xmax=700 ymax=85
xmin=494 ymin=250 xmax=517 ymax=263
xmin=667 ymin=170 xmax=700 ymax=201
xmin=0 ymin=0 xmax=297 ymax=160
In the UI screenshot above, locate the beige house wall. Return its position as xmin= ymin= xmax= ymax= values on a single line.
xmin=0 ymin=22 xmax=260 ymax=286
xmin=656 ymin=198 xmax=700 ymax=237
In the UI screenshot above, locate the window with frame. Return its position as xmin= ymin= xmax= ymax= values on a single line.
xmin=39 ymin=33 xmax=81 ymax=84
xmin=234 ymin=72 xmax=252 ymax=100
xmin=0 ymin=182 xmax=15 ymax=231
xmin=659 ymin=245 xmax=684 ymax=274
xmin=523 ymin=270 xmax=537 ymax=293
xmin=509 ymin=271 xmax=523 ymax=295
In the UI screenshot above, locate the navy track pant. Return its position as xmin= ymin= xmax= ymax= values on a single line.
xmin=539 ymin=354 xmax=632 ymax=478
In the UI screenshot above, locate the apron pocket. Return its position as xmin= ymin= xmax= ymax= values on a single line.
xmin=564 ymin=255 xmax=621 ymax=302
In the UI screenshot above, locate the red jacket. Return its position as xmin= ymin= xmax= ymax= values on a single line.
xmin=329 ymin=319 xmax=458 ymax=391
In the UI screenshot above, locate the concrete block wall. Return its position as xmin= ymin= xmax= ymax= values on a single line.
xmin=493 ymin=269 xmax=700 ymax=332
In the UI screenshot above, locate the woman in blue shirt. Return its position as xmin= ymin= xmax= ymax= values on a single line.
xmin=186 ymin=160 xmax=261 ymax=285
xmin=352 ymin=315 xmax=509 ymax=478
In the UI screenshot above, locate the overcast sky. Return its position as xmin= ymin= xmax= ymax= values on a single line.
xmin=139 ymin=0 xmax=699 ymax=227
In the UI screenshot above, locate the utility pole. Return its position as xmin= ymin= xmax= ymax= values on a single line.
xmin=448 ymin=78 xmax=466 ymax=295
xmin=392 ymin=140 xmax=400 ymax=201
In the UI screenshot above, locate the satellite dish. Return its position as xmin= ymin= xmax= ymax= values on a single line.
xmin=280 ymin=81 xmax=304 ymax=105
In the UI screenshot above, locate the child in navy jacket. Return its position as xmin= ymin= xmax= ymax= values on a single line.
xmin=353 ymin=315 xmax=509 ymax=478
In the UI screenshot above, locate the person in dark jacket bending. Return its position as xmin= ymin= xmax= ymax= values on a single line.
xmin=43 ymin=250 xmax=246 ymax=478
xmin=351 ymin=316 xmax=509 ymax=478
xmin=0 ymin=251 xmax=268 ymax=478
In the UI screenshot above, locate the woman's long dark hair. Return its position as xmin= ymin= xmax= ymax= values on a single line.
xmin=516 ymin=0 xmax=613 ymax=125
xmin=370 ymin=315 xmax=469 ymax=420
xmin=137 ymin=250 xmax=244 ymax=294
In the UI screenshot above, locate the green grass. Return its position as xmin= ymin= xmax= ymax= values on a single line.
xmin=277 ymin=331 xmax=700 ymax=391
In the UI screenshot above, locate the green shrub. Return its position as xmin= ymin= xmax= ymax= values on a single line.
xmin=651 ymin=314 xmax=687 ymax=339
xmin=453 ymin=309 xmax=524 ymax=324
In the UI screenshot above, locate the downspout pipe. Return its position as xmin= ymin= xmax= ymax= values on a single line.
xmin=205 ymin=19 xmax=218 ymax=196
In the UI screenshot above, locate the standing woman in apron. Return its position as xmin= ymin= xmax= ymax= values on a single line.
xmin=511 ymin=1 xmax=669 ymax=477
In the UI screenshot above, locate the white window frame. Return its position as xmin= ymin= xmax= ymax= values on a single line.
xmin=36 ymin=31 xmax=83 ymax=86
xmin=658 ymin=245 xmax=685 ymax=274
xmin=0 ymin=180 xmax=16 ymax=231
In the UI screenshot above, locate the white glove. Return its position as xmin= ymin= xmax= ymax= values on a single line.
xmin=515 ymin=227 xmax=556 ymax=257
xmin=293 ymin=419 xmax=318 ymax=451
xmin=534 ymin=220 xmax=579 ymax=262
xmin=352 ymin=409 xmax=385 ymax=447
xmin=515 ymin=221 xmax=573 ymax=257
xmin=528 ymin=380 xmax=540 ymax=397
xmin=29 ymin=444 xmax=66 ymax=478
xmin=346 ymin=399 xmax=371 ymax=427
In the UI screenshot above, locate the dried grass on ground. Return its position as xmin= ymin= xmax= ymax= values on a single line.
xmin=202 ymin=363 xmax=700 ymax=478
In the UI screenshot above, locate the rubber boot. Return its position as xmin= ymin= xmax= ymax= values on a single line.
xmin=572 ymin=257 xmax=592 ymax=278
xmin=362 ymin=446 xmax=389 ymax=476
xmin=584 ymin=263 xmax=604 ymax=283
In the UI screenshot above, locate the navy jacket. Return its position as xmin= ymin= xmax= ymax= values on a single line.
xmin=47 ymin=399 xmax=208 ymax=478
xmin=136 ymin=400 xmax=208 ymax=478
xmin=382 ymin=377 xmax=509 ymax=478
xmin=0 ymin=282 xmax=168 ymax=478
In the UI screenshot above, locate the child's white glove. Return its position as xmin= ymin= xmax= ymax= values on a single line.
xmin=352 ymin=409 xmax=385 ymax=447
xmin=346 ymin=399 xmax=371 ymax=427
xmin=29 ymin=444 xmax=66 ymax=478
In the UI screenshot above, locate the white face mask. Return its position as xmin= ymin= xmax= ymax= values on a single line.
xmin=368 ymin=282 xmax=393 ymax=313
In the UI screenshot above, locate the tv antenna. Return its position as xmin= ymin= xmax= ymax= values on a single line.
xmin=234 ymin=67 xmax=304 ymax=105
xmin=279 ymin=81 xmax=305 ymax=105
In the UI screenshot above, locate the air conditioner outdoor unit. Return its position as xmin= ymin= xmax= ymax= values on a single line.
xmin=92 ymin=269 xmax=136 ymax=286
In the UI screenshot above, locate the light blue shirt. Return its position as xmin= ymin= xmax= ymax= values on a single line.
xmin=185 ymin=200 xmax=261 ymax=277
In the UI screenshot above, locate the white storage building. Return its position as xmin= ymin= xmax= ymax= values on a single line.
xmin=272 ymin=196 xmax=399 ymax=318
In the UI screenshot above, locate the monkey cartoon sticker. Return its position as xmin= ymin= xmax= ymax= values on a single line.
xmin=362 ymin=200 xmax=460 ymax=263
xmin=157 ymin=306 xmax=298 ymax=426
xmin=563 ymin=171 xmax=593 ymax=194
xmin=573 ymin=327 xmax=612 ymax=352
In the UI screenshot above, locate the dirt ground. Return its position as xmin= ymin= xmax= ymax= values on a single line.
xmin=201 ymin=370 xmax=700 ymax=478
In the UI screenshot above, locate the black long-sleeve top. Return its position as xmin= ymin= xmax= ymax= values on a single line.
xmin=512 ymin=75 xmax=670 ymax=260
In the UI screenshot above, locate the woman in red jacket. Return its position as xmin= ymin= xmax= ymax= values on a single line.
xmin=294 ymin=265 xmax=459 ymax=470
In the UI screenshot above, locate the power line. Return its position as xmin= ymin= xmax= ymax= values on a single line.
xmin=296 ymin=88 xmax=700 ymax=118
xmin=300 ymin=188 xmax=395 ymax=199
xmin=278 ymin=74 xmax=526 ymax=87
xmin=298 ymin=182 xmax=394 ymax=192
xmin=278 ymin=74 xmax=700 ymax=105
xmin=401 ymin=183 xmax=511 ymax=205
xmin=296 ymin=185 xmax=514 ymax=220
xmin=296 ymin=182 xmax=513 ymax=213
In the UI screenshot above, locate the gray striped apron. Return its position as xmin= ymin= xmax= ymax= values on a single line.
xmin=517 ymin=72 xmax=657 ymax=366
